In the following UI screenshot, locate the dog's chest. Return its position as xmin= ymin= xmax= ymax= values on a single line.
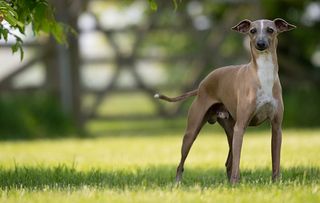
xmin=253 ymin=54 xmax=277 ymax=122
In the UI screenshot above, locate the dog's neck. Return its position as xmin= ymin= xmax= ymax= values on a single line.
xmin=250 ymin=39 xmax=279 ymax=73
xmin=250 ymin=43 xmax=278 ymax=98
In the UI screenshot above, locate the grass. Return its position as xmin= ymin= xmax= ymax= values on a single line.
xmin=0 ymin=124 xmax=319 ymax=202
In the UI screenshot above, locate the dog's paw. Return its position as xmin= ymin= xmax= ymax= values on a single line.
xmin=154 ymin=93 xmax=160 ymax=99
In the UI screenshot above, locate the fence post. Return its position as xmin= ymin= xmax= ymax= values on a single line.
xmin=50 ymin=0 xmax=85 ymax=134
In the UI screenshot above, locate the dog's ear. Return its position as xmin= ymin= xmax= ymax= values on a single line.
xmin=273 ymin=18 xmax=296 ymax=32
xmin=232 ymin=19 xmax=251 ymax=33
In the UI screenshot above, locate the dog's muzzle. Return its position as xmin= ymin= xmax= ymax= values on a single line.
xmin=255 ymin=40 xmax=268 ymax=51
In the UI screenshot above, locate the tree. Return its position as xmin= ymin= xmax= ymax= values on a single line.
xmin=0 ymin=0 xmax=68 ymax=60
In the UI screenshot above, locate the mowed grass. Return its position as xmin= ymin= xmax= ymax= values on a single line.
xmin=0 ymin=125 xmax=319 ymax=202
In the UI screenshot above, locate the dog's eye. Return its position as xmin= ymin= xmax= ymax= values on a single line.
xmin=250 ymin=28 xmax=257 ymax=34
xmin=267 ymin=27 xmax=274 ymax=34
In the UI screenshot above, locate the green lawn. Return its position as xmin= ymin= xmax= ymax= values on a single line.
xmin=0 ymin=125 xmax=319 ymax=202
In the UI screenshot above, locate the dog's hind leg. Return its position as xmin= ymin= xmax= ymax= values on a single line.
xmin=218 ymin=117 xmax=235 ymax=180
xmin=175 ymin=98 xmax=214 ymax=183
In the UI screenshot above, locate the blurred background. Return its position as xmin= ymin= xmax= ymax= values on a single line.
xmin=0 ymin=0 xmax=319 ymax=139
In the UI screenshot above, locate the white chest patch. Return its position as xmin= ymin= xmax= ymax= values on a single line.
xmin=256 ymin=53 xmax=277 ymax=111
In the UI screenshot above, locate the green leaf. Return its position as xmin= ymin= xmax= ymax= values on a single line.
xmin=11 ymin=36 xmax=24 ymax=60
xmin=0 ymin=0 xmax=69 ymax=60
xmin=15 ymin=21 xmax=24 ymax=29
xmin=148 ymin=0 xmax=158 ymax=11
xmin=11 ymin=42 xmax=19 ymax=53
xmin=51 ymin=22 xmax=67 ymax=44
xmin=2 ymin=28 xmax=8 ymax=41
xmin=33 ymin=2 xmax=48 ymax=32
xmin=4 ymin=12 xmax=18 ymax=26
xmin=19 ymin=44 xmax=24 ymax=61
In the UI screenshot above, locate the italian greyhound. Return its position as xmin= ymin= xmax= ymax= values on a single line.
xmin=154 ymin=18 xmax=296 ymax=184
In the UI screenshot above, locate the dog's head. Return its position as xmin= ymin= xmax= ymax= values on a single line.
xmin=232 ymin=18 xmax=296 ymax=52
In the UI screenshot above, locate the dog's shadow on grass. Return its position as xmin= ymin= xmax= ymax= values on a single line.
xmin=0 ymin=165 xmax=319 ymax=190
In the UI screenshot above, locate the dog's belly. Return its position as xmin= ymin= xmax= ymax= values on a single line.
xmin=249 ymin=94 xmax=277 ymax=126
xmin=250 ymin=103 xmax=275 ymax=126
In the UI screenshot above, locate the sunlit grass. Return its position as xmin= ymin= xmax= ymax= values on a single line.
xmin=0 ymin=125 xmax=319 ymax=202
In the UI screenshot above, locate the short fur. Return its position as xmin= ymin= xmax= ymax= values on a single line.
xmin=155 ymin=18 xmax=296 ymax=184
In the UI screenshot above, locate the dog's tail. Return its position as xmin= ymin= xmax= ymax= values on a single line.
xmin=154 ymin=89 xmax=198 ymax=102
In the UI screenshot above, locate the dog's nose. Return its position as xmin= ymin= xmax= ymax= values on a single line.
xmin=256 ymin=40 xmax=267 ymax=51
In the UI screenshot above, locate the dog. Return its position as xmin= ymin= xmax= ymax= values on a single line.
xmin=155 ymin=18 xmax=296 ymax=184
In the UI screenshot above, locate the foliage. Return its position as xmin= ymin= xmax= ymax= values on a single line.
xmin=148 ymin=0 xmax=183 ymax=10
xmin=283 ymin=87 xmax=320 ymax=127
xmin=0 ymin=93 xmax=75 ymax=139
xmin=0 ymin=0 xmax=68 ymax=60
xmin=0 ymin=131 xmax=319 ymax=202
xmin=148 ymin=0 xmax=158 ymax=11
xmin=261 ymin=0 xmax=320 ymax=71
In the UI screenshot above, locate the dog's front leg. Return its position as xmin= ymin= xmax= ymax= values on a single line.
xmin=230 ymin=122 xmax=246 ymax=184
xmin=271 ymin=83 xmax=284 ymax=181
xmin=271 ymin=119 xmax=282 ymax=181
xmin=230 ymin=99 xmax=255 ymax=185
xmin=271 ymin=102 xmax=283 ymax=181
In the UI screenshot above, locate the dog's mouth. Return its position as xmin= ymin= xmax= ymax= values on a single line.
xmin=255 ymin=46 xmax=268 ymax=51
